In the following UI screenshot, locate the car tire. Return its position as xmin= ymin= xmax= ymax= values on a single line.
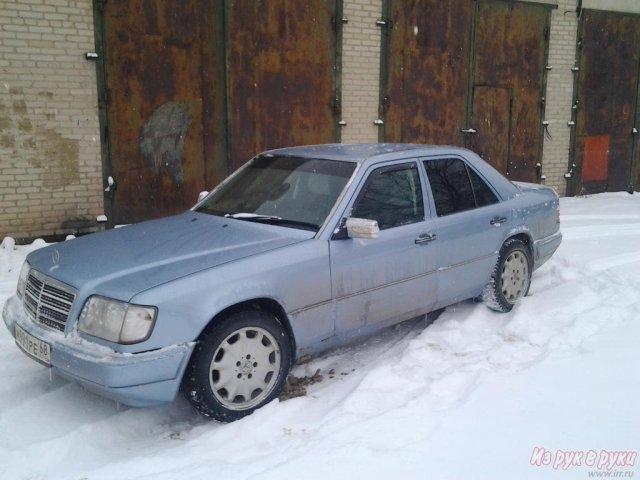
xmin=482 ymin=238 xmax=532 ymax=313
xmin=182 ymin=310 xmax=292 ymax=422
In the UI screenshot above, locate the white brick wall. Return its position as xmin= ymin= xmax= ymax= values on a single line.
xmin=0 ymin=0 xmax=103 ymax=240
xmin=540 ymin=0 xmax=579 ymax=196
xmin=340 ymin=0 xmax=382 ymax=143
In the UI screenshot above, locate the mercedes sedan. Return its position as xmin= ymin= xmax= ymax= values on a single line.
xmin=3 ymin=144 xmax=561 ymax=421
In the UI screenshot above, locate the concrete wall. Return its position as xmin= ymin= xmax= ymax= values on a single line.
xmin=0 ymin=0 xmax=103 ymax=240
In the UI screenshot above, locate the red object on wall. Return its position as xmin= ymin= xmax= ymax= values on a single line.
xmin=582 ymin=135 xmax=610 ymax=181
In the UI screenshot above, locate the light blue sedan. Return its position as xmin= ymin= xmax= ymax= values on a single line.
xmin=3 ymin=144 xmax=561 ymax=421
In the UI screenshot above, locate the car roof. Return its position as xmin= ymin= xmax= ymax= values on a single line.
xmin=261 ymin=143 xmax=520 ymax=199
xmin=261 ymin=143 xmax=467 ymax=165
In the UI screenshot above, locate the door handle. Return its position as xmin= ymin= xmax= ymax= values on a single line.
xmin=415 ymin=233 xmax=437 ymax=244
xmin=460 ymin=128 xmax=477 ymax=134
xmin=490 ymin=216 xmax=507 ymax=226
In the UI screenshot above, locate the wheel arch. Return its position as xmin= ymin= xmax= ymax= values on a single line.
xmin=504 ymin=231 xmax=534 ymax=262
xmin=200 ymin=298 xmax=297 ymax=364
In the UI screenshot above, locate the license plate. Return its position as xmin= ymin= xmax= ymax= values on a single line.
xmin=15 ymin=324 xmax=51 ymax=366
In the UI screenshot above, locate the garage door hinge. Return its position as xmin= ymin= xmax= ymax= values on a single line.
xmin=332 ymin=16 xmax=349 ymax=31
xmin=380 ymin=96 xmax=390 ymax=116
xmin=565 ymin=164 xmax=576 ymax=179
xmin=332 ymin=95 xmax=341 ymax=116
xmin=376 ymin=19 xmax=393 ymax=30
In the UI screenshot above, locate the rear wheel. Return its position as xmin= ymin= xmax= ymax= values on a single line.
xmin=482 ymin=238 xmax=531 ymax=312
xmin=182 ymin=310 xmax=292 ymax=422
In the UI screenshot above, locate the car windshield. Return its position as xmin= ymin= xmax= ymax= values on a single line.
xmin=196 ymin=155 xmax=357 ymax=231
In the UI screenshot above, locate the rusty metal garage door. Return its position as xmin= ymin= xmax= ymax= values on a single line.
xmin=381 ymin=0 xmax=472 ymax=146
xmin=97 ymin=1 xmax=220 ymax=225
xmin=470 ymin=0 xmax=549 ymax=182
xmin=571 ymin=10 xmax=640 ymax=195
xmin=96 ymin=1 xmax=340 ymax=225
xmin=227 ymin=0 xmax=341 ymax=170
xmin=381 ymin=0 xmax=550 ymax=183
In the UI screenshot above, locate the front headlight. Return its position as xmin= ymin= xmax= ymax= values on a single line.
xmin=78 ymin=296 xmax=157 ymax=344
xmin=17 ymin=262 xmax=30 ymax=299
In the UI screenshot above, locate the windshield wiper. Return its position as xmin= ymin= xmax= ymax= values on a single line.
xmin=224 ymin=213 xmax=319 ymax=231
xmin=224 ymin=213 xmax=282 ymax=220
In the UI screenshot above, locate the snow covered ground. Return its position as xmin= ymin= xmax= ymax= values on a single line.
xmin=1 ymin=193 xmax=638 ymax=480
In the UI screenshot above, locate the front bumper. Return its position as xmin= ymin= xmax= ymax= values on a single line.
xmin=2 ymin=294 xmax=194 ymax=407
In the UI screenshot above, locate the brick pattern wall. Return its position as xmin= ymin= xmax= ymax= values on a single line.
xmin=340 ymin=0 xmax=382 ymax=143
xmin=540 ymin=0 xmax=580 ymax=196
xmin=0 ymin=0 xmax=103 ymax=240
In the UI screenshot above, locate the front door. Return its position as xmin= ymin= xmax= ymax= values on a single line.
xmin=329 ymin=161 xmax=438 ymax=336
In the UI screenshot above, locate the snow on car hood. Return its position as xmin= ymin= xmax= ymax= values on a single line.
xmin=25 ymin=212 xmax=312 ymax=301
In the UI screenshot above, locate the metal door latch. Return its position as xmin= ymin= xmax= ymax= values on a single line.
xmin=460 ymin=128 xmax=477 ymax=134
xmin=415 ymin=233 xmax=437 ymax=244
xmin=104 ymin=176 xmax=116 ymax=192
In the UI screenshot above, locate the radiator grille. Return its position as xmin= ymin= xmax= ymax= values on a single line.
xmin=23 ymin=271 xmax=75 ymax=332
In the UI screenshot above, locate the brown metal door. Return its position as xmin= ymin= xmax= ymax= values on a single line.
xmin=383 ymin=0 xmax=472 ymax=146
xmin=101 ymin=1 xmax=227 ymax=225
xmin=573 ymin=10 xmax=640 ymax=194
xmin=471 ymin=0 xmax=548 ymax=181
xmin=99 ymin=1 xmax=339 ymax=225
xmin=469 ymin=86 xmax=512 ymax=174
xmin=227 ymin=0 xmax=340 ymax=170
xmin=382 ymin=0 xmax=548 ymax=182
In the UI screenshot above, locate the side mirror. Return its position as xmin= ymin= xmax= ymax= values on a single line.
xmin=197 ymin=191 xmax=209 ymax=203
xmin=346 ymin=217 xmax=380 ymax=239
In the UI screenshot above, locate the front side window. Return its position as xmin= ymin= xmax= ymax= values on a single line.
xmin=196 ymin=155 xmax=356 ymax=230
xmin=424 ymin=158 xmax=498 ymax=217
xmin=351 ymin=163 xmax=424 ymax=230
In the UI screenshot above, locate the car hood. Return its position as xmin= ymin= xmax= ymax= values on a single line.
xmin=26 ymin=212 xmax=312 ymax=301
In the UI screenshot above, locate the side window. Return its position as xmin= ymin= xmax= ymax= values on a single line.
xmin=424 ymin=159 xmax=475 ymax=216
xmin=351 ymin=163 xmax=424 ymax=230
xmin=468 ymin=167 xmax=499 ymax=207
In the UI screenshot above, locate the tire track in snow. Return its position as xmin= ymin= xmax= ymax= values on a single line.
xmin=560 ymin=224 xmax=640 ymax=240
xmin=585 ymin=251 xmax=640 ymax=272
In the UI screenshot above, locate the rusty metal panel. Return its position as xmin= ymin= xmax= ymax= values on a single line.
xmin=102 ymin=1 xmax=227 ymax=225
xmin=472 ymin=0 xmax=548 ymax=182
xmin=383 ymin=0 xmax=472 ymax=145
xmin=582 ymin=135 xmax=610 ymax=182
xmin=574 ymin=10 xmax=640 ymax=194
xmin=469 ymin=86 xmax=512 ymax=174
xmin=227 ymin=0 xmax=339 ymax=170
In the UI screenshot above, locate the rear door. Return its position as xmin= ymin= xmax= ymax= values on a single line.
xmin=421 ymin=156 xmax=511 ymax=305
xmin=329 ymin=160 xmax=438 ymax=336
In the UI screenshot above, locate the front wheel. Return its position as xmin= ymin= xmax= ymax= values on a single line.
xmin=182 ymin=310 xmax=292 ymax=422
xmin=482 ymin=238 xmax=532 ymax=312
